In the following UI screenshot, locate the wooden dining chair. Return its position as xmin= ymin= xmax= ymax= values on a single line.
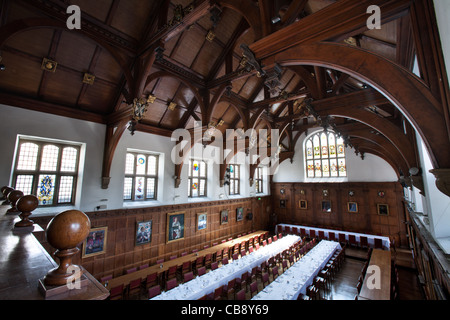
xmin=236 ymin=288 xmax=246 ymax=300
xmin=165 ymin=278 xmax=178 ymax=291
xmin=249 ymin=281 xmax=258 ymax=298
xmin=148 ymin=285 xmax=161 ymax=299
xmin=109 ymin=284 xmax=124 ymax=300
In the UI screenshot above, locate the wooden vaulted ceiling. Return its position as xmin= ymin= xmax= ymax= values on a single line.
xmin=0 ymin=0 xmax=439 ymax=182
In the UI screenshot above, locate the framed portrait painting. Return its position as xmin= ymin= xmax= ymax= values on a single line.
xmin=377 ymin=204 xmax=389 ymax=216
xmin=321 ymin=200 xmax=332 ymax=213
xmin=82 ymin=226 xmax=107 ymax=258
xmin=299 ymin=200 xmax=307 ymax=209
xmin=136 ymin=220 xmax=152 ymax=246
xmin=236 ymin=207 xmax=244 ymax=221
xmin=167 ymin=212 xmax=185 ymax=243
xmin=197 ymin=213 xmax=207 ymax=231
xmin=220 ymin=209 xmax=229 ymax=225
xmin=347 ymin=202 xmax=358 ymax=213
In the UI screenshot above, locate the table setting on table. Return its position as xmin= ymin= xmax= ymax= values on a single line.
xmin=151 ymin=234 xmax=302 ymax=300
xmin=252 ymin=240 xmax=341 ymax=300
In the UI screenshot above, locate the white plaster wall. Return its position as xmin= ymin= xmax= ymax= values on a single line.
xmin=434 ymin=0 xmax=450 ymax=86
xmin=0 ymin=104 xmax=269 ymax=214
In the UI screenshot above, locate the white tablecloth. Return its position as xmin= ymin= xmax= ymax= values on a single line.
xmin=277 ymin=223 xmax=390 ymax=249
xmin=252 ymin=240 xmax=341 ymax=300
xmin=151 ymin=235 xmax=301 ymax=300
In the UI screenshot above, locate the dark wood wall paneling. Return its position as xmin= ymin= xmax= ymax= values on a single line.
xmin=33 ymin=196 xmax=271 ymax=280
xmin=271 ymin=182 xmax=408 ymax=248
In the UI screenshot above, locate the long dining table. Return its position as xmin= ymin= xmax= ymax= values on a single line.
xmin=252 ymin=240 xmax=341 ymax=300
xmin=358 ymin=249 xmax=392 ymax=300
xmin=151 ymin=234 xmax=302 ymax=300
xmin=104 ymin=230 xmax=268 ymax=291
xmin=276 ymin=223 xmax=390 ymax=249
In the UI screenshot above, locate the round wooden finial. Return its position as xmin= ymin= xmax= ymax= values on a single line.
xmin=44 ymin=210 xmax=91 ymax=287
xmin=7 ymin=190 xmax=24 ymax=213
xmin=15 ymin=195 xmax=39 ymax=228
xmin=1 ymin=186 xmax=13 ymax=205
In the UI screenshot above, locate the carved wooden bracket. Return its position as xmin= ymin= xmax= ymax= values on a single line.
xmin=429 ymin=169 xmax=450 ymax=198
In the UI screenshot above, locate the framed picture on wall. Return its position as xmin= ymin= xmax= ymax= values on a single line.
xmin=136 ymin=220 xmax=152 ymax=246
xmin=299 ymin=200 xmax=307 ymax=209
xmin=377 ymin=204 xmax=389 ymax=216
xmin=197 ymin=213 xmax=207 ymax=231
xmin=321 ymin=200 xmax=332 ymax=213
xmin=236 ymin=207 xmax=244 ymax=221
xmin=220 ymin=209 xmax=229 ymax=224
xmin=167 ymin=212 xmax=185 ymax=243
xmin=347 ymin=202 xmax=358 ymax=213
xmin=82 ymin=226 xmax=107 ymax=258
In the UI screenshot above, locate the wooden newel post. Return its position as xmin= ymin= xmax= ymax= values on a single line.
xmin=15 ymin=195 xmax=38 ymax=228
xmin=6 ymin=190 xmax=24 ymax=214
xmin=1 ymin=186 xmax=13 ymax=204
xmin=43 ymin=210 xmax=91 ymax=287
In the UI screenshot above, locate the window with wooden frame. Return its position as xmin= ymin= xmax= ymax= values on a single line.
xmin=228 ymin=164 xmax=240 ymax=195
xmin=254 ymin=167 xmax=264 ymax=194
xmin=12 ymin=138 xmax=81 ymax=206
xmin=188 ymin=159 xmax=207 ymax=198
xmin=123 ymin=152 xmax=158 ymax=201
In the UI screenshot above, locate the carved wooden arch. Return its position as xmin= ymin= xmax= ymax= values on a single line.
xmin=144 ymin=70 xmax=206 ymax=123
xmin=344 ymin=130 xmax=410 ymax=174
xmin=349 ymin=137 xmax=407 ymax=178
xmin=0 ymin=17 xmax=135 ymax=102
xmin=357 ymin=147 xmax=402 ymax=180
xmin=220 ymin=0 xmax=262 ymax=41
xmin=322 ymin=109 xmax=417 ymax=170
xmin=268 ymin=42 xmax=449 ymax=170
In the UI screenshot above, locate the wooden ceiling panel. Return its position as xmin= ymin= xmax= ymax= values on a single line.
xmin=150 ymin=76 xmax=181 ymax=102
xmin=92 ymin=49 xmax=123 ymax=84
xmin=171 ymin=28 xmax=206 ymax=67
xmin=211 ymin=101 xmax=231 ymax=120
xmin=109 ymin=0 xmax=155 ymax=40
xmin=0 ymin=51 xmax=43 ymax=96
xmin=160 ymin=106 xmax=185 ymax=129
xmin=191 ymin=40 xmax=223 ymax=77
xmin=78 ymin=81 xmax=117 ymax=114
xmin=70 ymin=0 xmax=114 ymax=23
xmin=55 ymin=31 xmax=96 ymax=72
xmin=3 ymin=29 xmax=54 ymax=59
xmin=40 ymin=70 xmax=83 ymax=107
xmin=213 ymin=8 xmax=243 ymax=44
xmin=238 ymin=75 xmax=261 ymax=100
xmin=5 ymin=1 xmax=45 ymax=23
xmin=142 ymin=102 xmax=169 ymax=125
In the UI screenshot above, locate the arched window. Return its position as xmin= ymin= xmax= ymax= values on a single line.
xmin=305 ymin=130 xmax=347 ymax=178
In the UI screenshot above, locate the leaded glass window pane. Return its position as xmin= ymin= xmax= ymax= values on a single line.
xmin=58 ymin=176 xmax=74 ymax=203
xmin=60 ymin=147 xmax=78 ymax=172
xmin=15 ymin=175 xmax=34 ymax=195
xmin=40 ymin=145 xmax=59 ymax=171
xmin=124 ymin=177 xmax=133 ymax=200
xmin=136 ymin=154 xmax=146 ymax=175
xmin=17 ymin=142 xmax=39 ymax=171
xmin=125 ymin=154 xmax=135 ymax=174
xmin=188 ymin=159 xmax=207 ymax=198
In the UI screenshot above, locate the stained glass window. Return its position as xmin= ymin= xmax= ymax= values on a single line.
xmin=123 ymin=152 xmax=158 ymax=201
xmin=188 ymin=159 xmax=207 ymax=198
xmin=12 ymin=138 xmax=80 ymax=206
xmin=305 ymin=131 xmax=347 ymax=178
